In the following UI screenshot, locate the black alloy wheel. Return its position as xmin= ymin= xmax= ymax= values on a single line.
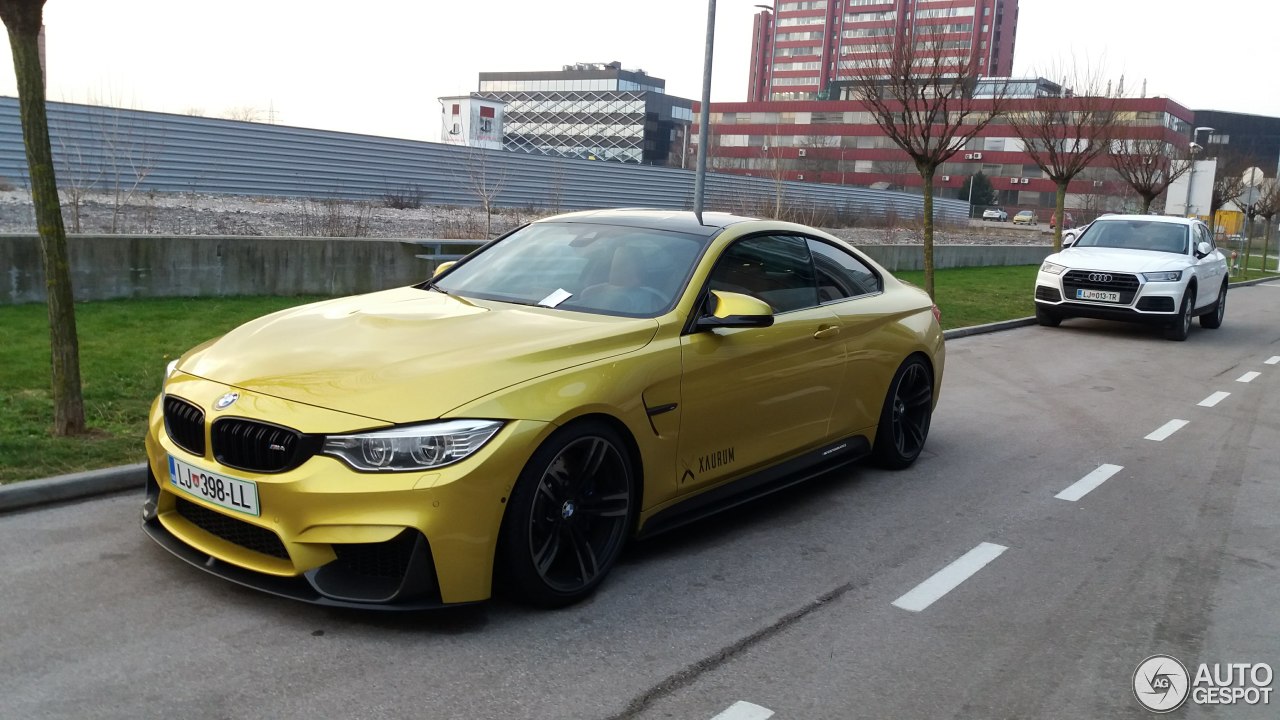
xmin=1165 ymin=288 xmax=1195 ymax=341
xmin=872 ymin=356 xmax=934 ymax=470
xmin=499 ymin=422 xmax=634 ymax=607
xmin=1200 ymin=282 xmax=1226 ymax=329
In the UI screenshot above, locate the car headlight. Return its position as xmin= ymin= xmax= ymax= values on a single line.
xmin=1142 ymin=271 xmax=1183 ymax=282
xmin=1040 ymin=261 xmax=1067 ymax=275
xmin=322 ymin=420 xmax=504 ymax=472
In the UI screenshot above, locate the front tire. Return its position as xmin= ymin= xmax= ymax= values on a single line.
xmin=1199 ymin=282 xmax=1227 ymax=329
xmin=1036 ymin=307 xmax=1062 ymax=327
xmin=1165 ymin=288 xmax=1195 ymax=341
xmin=872 ymin=356 xmax=934 ymax=470
xmin=497 ymin=421 xmax=635 ymax=608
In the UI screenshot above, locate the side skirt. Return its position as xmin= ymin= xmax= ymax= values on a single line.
xmin=636 ymin=435 xmax=871 ymax=540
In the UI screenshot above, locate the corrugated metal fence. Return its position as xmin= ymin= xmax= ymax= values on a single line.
xmin=0 ymin=97 xmax=968 ymax=224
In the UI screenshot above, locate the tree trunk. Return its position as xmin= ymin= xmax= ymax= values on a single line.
xmin=921 ymin=166 xmax=936 ymax=300
xmin=1053 ymin=182 xmax=1068 ymax=252
xmin=2 ymin=2 xmax=87 ymax=436
xmin=1262 ymin=220 xmax=1272 ymax=275
xmin=1140 ymin=193 xmax=1154 ymax=215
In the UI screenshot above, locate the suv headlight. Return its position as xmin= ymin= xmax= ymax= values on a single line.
xmin=322 ymin=420 xmax=503 ymax=472
xmin=1142 ymin=271 xmax=1183 ymax=282
xmin=1040 ymin=261 xmax=1067 ymax=275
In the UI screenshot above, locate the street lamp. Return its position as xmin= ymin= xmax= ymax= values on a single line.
xmin=692 ymin=0 xmax=716 ymax=215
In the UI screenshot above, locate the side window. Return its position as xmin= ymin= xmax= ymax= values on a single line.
xmin=709 ymin=235 xmax=817 ymax=313
xmin=808 ymin=239 xmax=883 ymax=301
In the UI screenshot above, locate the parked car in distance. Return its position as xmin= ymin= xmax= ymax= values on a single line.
xmin=1033 ymin=215 xmax=1228 ymax=341
xmin=143 ymin=209 xmax=946 ymax=610
xmin=1012 ymin=210 xmax=1038 ymax=226
xmin=983 ymin=207 xmax=1008 ymax=222
xmin=1061 ymin=223 xmax=1090 ymax=246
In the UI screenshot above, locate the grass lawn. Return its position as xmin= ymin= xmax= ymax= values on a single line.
xmin=1 ymin=268 xmax=1042 ymax=483
xmin=895 ymin=265 xmax=1038 ymax=330
xmin=1 ymin=296 xmax=325 ymax=483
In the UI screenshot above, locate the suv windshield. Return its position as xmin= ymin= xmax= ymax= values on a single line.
xmin=434 ymin=222 xmax=709 ymax=316
xmin=1074 ymin=220 xmax=1189 ymax=255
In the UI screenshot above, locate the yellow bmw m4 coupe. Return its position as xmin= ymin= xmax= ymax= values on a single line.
xmin=143 ymin=209 xmax=944 ymax=609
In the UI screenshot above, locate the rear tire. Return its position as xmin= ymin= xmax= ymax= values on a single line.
xmin=1199 ymin=282 xmax=1227 ymax=329
xmin=1036 ymin=307 xmax=1061 ymax=327
xmin=1165 ymin=288 xmax=1195 ymax=341
xmin=872 ymin=356 xmax=934 ymax=470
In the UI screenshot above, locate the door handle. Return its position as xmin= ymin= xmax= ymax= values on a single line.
xmin=813 ymin=325 xmax=841 ymax=340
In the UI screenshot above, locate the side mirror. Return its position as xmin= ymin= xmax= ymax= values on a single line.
xmin=1061 ymin=235 xmax=1075 ymax=248
xmin=433 ymin=260 xmax=457 ymax=277
xmin=694 ymin=291 xmax=774 ymax=331
xmin=1195 ymin=241 xmax=1212 ymax=259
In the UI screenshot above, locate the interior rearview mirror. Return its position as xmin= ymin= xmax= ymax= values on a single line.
xmin=695 ymin=291 xmax=774 ymax=331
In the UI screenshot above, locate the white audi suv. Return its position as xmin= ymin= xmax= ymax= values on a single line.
xmin=1033 ymin=215 xmax=1228 ymax=341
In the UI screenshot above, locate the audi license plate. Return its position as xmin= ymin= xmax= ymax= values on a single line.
xmin=168 ymin=456 xmax=260 ymax=516
xmin=1076 ymin=288 xmax=1120 ymax=302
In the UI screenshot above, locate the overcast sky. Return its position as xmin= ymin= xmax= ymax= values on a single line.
xmin=0 ymin=0 xmax=1274 ymax=141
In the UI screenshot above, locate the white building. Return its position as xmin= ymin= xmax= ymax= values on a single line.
xmin=438 ymin=95 xmax=507 ymax=150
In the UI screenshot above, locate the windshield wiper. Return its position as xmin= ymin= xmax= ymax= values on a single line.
xmin=421 ymin=279 xmax=451 ymax=295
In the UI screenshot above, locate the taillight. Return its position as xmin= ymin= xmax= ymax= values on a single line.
xmin=931 ymin=304 xmax=942 ymax=323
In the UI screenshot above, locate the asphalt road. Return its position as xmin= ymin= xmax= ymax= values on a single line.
xmin=3 ymin=284 xmax=1278 ymax=720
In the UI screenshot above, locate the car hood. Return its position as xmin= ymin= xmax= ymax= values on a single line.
xmin=1050 ymin=247 xmax=1191 ymax=273
xmin=178 ymin=287 xmax=660 ymax=423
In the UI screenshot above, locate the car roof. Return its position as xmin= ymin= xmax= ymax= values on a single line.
xmin=538 ymin=208 xmax=756 ymax=236
xmin=1090 ymin=214 xmax=1200 ymax=226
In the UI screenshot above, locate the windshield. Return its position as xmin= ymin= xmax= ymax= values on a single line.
xmin=1074 ymin=220 xmax=1189 ymax=255
xmin=434 ymin=222 xmax=710 ymax=316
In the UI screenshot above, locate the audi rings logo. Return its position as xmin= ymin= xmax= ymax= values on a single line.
xmin=1134 ymin=655 xmax=1190 ymax=713
xmin=1088 ymin=273 xmax=1114 ymax=283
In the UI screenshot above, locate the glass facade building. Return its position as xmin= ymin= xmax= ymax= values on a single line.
xmin=478 ymin=63 xmax=694 ymax=166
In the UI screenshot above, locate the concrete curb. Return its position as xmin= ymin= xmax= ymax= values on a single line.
xmin=943 ymin=316 xmax=1038 ymax=340
xmin=0 ymin=463 xmax=146 ymax=513
xmin=7 ymin=278 xmax=1276 ymax=513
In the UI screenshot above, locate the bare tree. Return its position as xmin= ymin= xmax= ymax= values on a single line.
xmin=1254 ymin=179 xmax=1280 ymax=274
xmin=1008 ymin=63 xmax=1121 ymax=250
xmin=1208 ymin=173 xmax=1244 ymax=238
xmin=843 ymin=38 xmax=1007 ymax=298
xmin=224 ymin=106 xmax=264 ymax=122
xmin=51 ymin=109 xmax=101 ymax=233
xmin=464 ymin=146 xmax=508 ymax=238
xmin=1109 ymin=136 xmax=1192 ymax=214
xmin=1 ymin=0 xmax=86 ymax=435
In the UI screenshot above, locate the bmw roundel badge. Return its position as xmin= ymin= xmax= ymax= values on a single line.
xmin=214 ymin=392 xmax=240 ymax=410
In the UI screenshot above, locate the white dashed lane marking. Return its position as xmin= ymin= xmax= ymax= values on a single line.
xmin=710 ymin=701 xmax=775 ymax=720
xmin=1145 ymin=419 xmax=1189 ymax=442
xmin=1198 ymin=391 xmax=1231 ymax=408
xmin=1056 ymin=464 xmax=1124 ymax=502
xmin=1237 ymin=371 xmax=1261 ymax=383
xmin=1265 ymin=356 xmax=1279 ymax=365
xmin=892 ymin=542 xmax=1007 ymax=613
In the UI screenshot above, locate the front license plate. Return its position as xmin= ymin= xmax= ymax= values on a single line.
xmin=168 ymin=456 xmax=260 ymax=516
xmin=1077 ymin=288 xmax=1120 ymax=302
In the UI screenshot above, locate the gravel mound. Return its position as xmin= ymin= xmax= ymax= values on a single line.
xmin=0 ymin=189 xmax=1052 ymax=246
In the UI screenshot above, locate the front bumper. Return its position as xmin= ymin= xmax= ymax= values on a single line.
xmin=1034 ymin=268 xmax=1183 ymax=325
xmin=143 ymin=376 xmax=552 ymax=609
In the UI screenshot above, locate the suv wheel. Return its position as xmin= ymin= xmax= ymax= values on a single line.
xmin=1036 ymin=307 xmax=1061 ymax=327
xmin=1199 ymin=283 xmax=1227 ymax=329
xmin=1164 ymin=288 xmax=1195 ymax=341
